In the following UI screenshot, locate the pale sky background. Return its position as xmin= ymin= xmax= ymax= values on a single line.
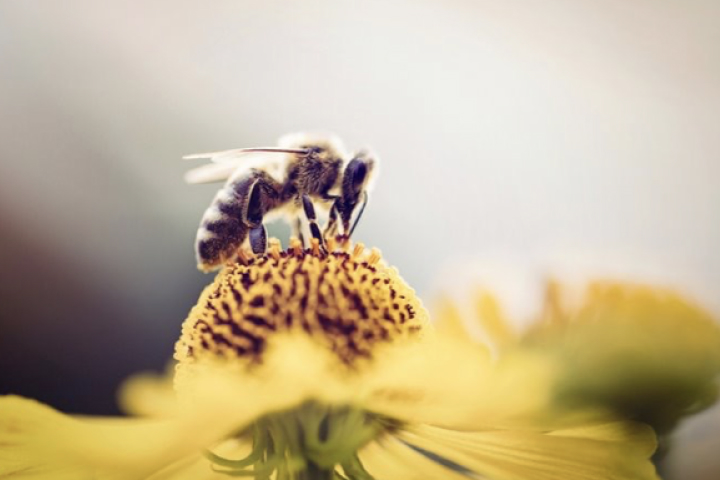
xmin=0 ymin=1 xmax=718 ymax=478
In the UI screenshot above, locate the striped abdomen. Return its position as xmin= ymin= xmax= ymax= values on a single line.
xmin=195 ymin=171 xmax=283 ymax=271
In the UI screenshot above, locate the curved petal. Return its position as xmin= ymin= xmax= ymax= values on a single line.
xmin=147 ymin=440 xmax=251 ymax=480
xmin=130 ymin=333 xmax=559 ymax=433
xmin=396 ymin=422 xmax=659 ymax=480
xmin=361 ymin=335 xmax=558 ymax=430
xmin=118 ymin=365 xmax=179 ymax=417
xmin=0 ymin=396 xmax=245 ymax=479
xmin=359 ymin=435 xmax=472 ymax=480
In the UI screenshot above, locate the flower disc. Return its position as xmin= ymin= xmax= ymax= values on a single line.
xmin=175 ymin=240 xmax=428 ymax=370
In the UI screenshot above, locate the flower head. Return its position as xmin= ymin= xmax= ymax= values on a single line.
xmin=172 ymin=238 xmax=428 ymax=477
xmin=522 ymin=280 xmax=720 ymax=435
xmin=175 ymin=238 xmax=425 ymax=369
xmin=0 ymin=240 xmax=673 ymax=480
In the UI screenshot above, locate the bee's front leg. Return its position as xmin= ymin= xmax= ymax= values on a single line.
xmin=249 ymin=224 xmax=268 ymax=255
xmin=347 ymin=191 xmax=369 ymax=237
xmin=292 ymin=216 xmax=306 ymax=247
xmin=301 ymin=194 xmax=327 ymax=252
xmin=323 ymin=198 xmax=342 ymax=238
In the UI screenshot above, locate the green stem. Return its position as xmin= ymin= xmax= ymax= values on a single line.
xmin=299 ymin=461 xmax=335 ymax=480
xmin=340 ymin=454 xmax=375 ymax=480
xmin=206 ymin=402 xmax=385 ymax=479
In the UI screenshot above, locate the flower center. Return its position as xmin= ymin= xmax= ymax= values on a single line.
xmin=174 ymin=238 xmax=427 ymax=366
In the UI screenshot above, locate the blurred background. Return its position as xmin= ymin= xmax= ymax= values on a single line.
xmin=0 ymin=1 xmax=718 ymax=478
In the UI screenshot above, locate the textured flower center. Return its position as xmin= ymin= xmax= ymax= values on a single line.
xmin=174 ymin=239 xmax=427 ymax=367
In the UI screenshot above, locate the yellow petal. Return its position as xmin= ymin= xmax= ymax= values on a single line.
xmin=164 ymin=328 xmax=565 ymax=443
xmin=147 ymin=440 xmax=251 ymax=480
xmin=170 ymin=325 xmax=557 ymax=434
xmin=473 ymin=289 xmax=518 ymax=349
xmin=362 ymin=334 xmax=557 ymax=430
xmin=431 ymin=290 xmax=519 ymax=354
xmin=118 ymin=367 xmax=179 ymax=417
xmin=0 ymin=395 xmax=246 ymax=479
xmin=359 ymin=435 xmax=471 ymax=480
xmin=431 ymin=295 xmax=484 ymax=346
xmin=397 ymin=422 xmax=659 ymax=480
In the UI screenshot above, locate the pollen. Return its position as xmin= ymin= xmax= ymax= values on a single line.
xmin=174 ymin=238 xmax=428 ymax=368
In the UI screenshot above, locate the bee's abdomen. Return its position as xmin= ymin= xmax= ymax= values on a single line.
xmin=195 ymin=191 xmax=248 ymax=271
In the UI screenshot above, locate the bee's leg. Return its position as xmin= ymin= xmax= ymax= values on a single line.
xmin=323 ymin=198 xmax=342 ymax=237
xmin=301 ymin=194 xmax=326 ymax=251
xmin=347 ymin=191 xmax=369 ymax=237
xmin=244 ymin=179 xmax=264 ymax=227
xmin=292 ymin=216 xmax=305 ymax=246
xmin=321 ymin=193 xmax=339 ymax=202
xmin=249 ymin=224 xmax=268 ymax=255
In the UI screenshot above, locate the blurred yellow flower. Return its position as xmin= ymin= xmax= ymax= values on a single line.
xmin=435 ymin=275 xmax=720 ymax=472
xmin=523 ymin=281 xmax=720 ymax=435
xmin=0 ymin=240 xmax=676 ymax=479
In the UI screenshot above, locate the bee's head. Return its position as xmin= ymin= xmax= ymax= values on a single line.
xmin=340 ymin=150 xmax=379 ymax=233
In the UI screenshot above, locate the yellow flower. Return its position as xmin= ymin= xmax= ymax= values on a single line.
xmin=522 ymin=280 xmax=720 ymax=435
xmin=435 ymin=277 xmax=720 ymax=451
xmin=0 ymin=240 xmax=662 ymax=479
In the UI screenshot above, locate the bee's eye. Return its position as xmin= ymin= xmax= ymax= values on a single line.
xmin=352 ymin=162 xmax=367 ymax=189
xmin=345 ymin=159 xmax=368 ymax=194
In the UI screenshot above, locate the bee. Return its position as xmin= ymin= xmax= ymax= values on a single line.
xmin=184 ymin=132 xmax=378 ymax=272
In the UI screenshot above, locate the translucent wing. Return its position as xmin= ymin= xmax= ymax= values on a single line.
xmin=183 ymin=148 xmax=256 ymax=163
xmin=184 ymin=151 xmax=292 ymax=184
xmin=184 ymin=160 xmax=243 ymax=184
xmin=183 ymin=147 xmax=307 ymax=163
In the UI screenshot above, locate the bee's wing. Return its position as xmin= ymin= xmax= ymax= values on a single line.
xmin=184 ymin=160 xmax=244 ymax=184
xmin=184 ymin=152 xmax=288 ymax=184
xmin=183 ymin=148 xmax=251 ymax=163
xmin=183 ymin=146 xmax=306 ymax=163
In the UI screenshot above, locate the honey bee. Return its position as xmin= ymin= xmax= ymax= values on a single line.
xmin=184 ymin=133 xmax=378 ymax=272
